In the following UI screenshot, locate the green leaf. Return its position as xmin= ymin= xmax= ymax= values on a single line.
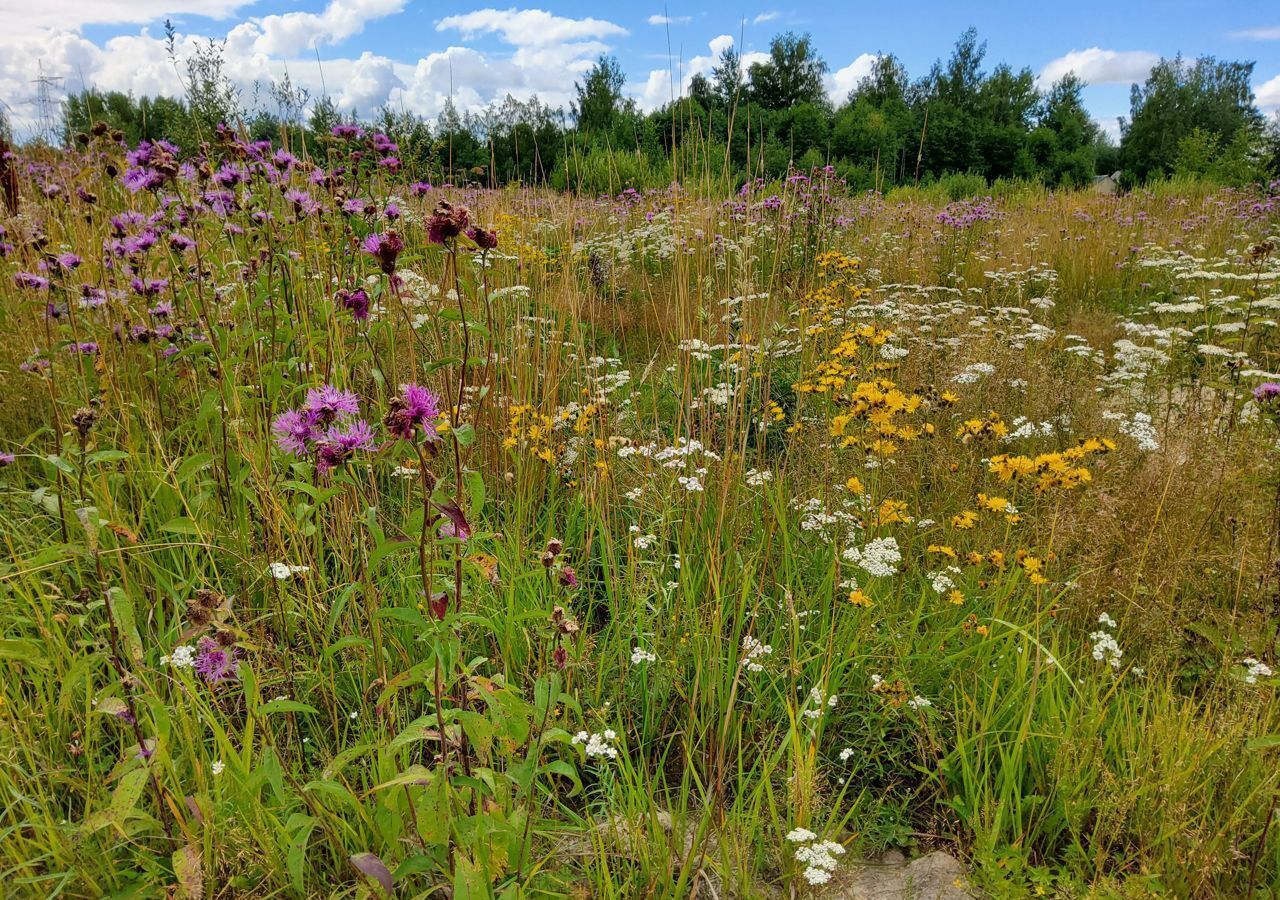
xmin=257 ymin=699 xmax=319 ymax=716
xmin=108 ymin=767 xmax=149 ymax=827
xmin=161 ymin=517 xmax=204 ymax=537
xmin=453 ymin=424 xmax=476 ymax=448
xmin=452 ymin=852 xmax=489 ymax=900
xmin=107 ymin=588 xmax=144 ymax=665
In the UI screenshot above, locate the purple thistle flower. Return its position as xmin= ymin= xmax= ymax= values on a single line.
xmin=409 ymin=181 xmax=433 ymax=196
xmin=122 ymin=167 xmax=165 ymax=193
xmin=1254 ymin=382 xmax=1280 ymax=403
xmin=13 ymin=273 xmax=50 ymax=291
xmin=0 ymin=452 xmax=15 ymax=467
xmin=337 ymin=287 xmax=370 ymax=322
xmin=80 ymin=285 xmax=108 ymax=307
xmin=304 ymin=385 xmax=362 ymax=425
xmin=272 ymin=409 xmax=317 ymax=457
xmin=283 ymin=188 xmax=319 ymax=217
xmin=384 ymin=382 xmax=441 ymax=442
xmin=314 ymin=420 xmax=376 ymax=474
xmin=193 ymin=636 xmax=239 ymax=685
xmin=467 ymin=225 xmax=498 ymax=250
xmin=427 ymin=201 xmax=469 ymax=245
xmin=52 ymin=252 xmax=82 ymax=272
xmin=362 ymin=230 xmax=404 ymax=275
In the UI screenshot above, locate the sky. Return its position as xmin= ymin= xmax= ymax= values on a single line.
xmin=0 ymin=0 xmax=1277 ymax=143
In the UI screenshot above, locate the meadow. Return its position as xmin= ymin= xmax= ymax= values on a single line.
xmin=1 ymin=128 xmax=1280 ymax=898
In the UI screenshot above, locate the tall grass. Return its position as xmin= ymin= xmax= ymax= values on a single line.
xmin=0 ymin=131 xmax=1278 ymax=898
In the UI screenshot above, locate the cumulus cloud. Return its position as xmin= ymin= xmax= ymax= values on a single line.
xmin=0 ymin=5 xmax=635 ymax=134
xmin=826 ymin=53 xmax=878 ymax=102
xmin=1257 ymin=73 xmax=1280 ymax=115
xmin=634 ymin=33 xmax=740 ymax=111
xmin=647 ymin=14 xmax=691 ymax=25
xmin=1036 ymin=47 xmax=1159 ymax=89
xmin=229 ymin=0 xmax=407 ymax=57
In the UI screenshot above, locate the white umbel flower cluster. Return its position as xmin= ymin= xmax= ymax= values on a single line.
xmin=1242 ymin=657 xmax=1273 ymax=684
xmin=162 ymin=645 xmax=196 ymax=668
xmin=268 ymin=562 xmax=310 ymax=579
xmin=741 ymin=634 xmax=773 ymax=672
xmin=787 ymin=828 xmax=846 ymax=885
xmin=842 ymin=536 xmax=901 ymax=578
xmin=803 ymin=686 xmax=838 ymax=720
xmin=1090 ymin=613 xmax=1122 ymax=670
xmin=572 ymin=729 xmax=619 ymax=760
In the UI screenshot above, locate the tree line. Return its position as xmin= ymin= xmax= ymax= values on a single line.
xmin=45 ymin=26 xmax=1280 ymax=193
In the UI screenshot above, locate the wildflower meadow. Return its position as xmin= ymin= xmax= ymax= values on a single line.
xmin=2 ymin=127 xmax=1280 ymax=898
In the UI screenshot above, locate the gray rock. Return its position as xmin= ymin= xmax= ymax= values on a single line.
xmin=830 ymin=850 xmax=976 ymax=900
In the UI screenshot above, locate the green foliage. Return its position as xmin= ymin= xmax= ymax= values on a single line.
xmin=46 ymin=28 xmax=1279 ymax=193
xmin=1121 ymin=54 xmax=1264 ymax=183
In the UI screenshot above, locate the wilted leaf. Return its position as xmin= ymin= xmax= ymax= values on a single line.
xmin=173 ymin=844 xmax=203 ymax=899
xmin=350 ymin=852 xmax=394 ymax=896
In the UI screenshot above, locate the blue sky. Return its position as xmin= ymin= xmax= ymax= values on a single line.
xmin=1 ymin=0 xmax=1277 ymax=140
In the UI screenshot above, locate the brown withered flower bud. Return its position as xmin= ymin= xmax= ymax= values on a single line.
xmin=71 ymin=406 xmax=97 ymax=440
xmin=194 ymin=588 xmax=224 ymax=610
xmin=185 ymin=603 xmax=212 ymax=628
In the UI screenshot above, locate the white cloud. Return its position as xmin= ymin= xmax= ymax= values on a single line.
xmin=753 ymin=11 xmax=779 ymax=24
xmin=0 ymin=0 xmax=249 ymax=37
xmin=1229 ymin=26 xmax=1280 ymax=40
xmin=0 ymin=6 xmax=634 ymax=135
xmin=1036 ymin=47 xmax=1159 ymax=89
xmin=633 ymin=34 xmax=741 ymax=110
xmin=230 ymin=0 xmax=407 ymax=57
xmin=1095 ymin=117 xmax=1123 ymax=143
xmin=826 ymin=53 xmax=877 ymax=102
xmin=647 ymin=14 xmax=691 ymax=25
xmin=1257 ymin=73 xmax=1280 ymax=115
xmin=708 ymin=34 xmax=734 ymax=57
xmin=436 ymin=8 xmax=626 ymax=47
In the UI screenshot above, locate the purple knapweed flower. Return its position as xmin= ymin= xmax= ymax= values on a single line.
xmin=1254 ymin=382 xmax=1280 ymax=403
xmin=193 ymin=636 xmax=239 ymax=685
xmin=304 ymin=385 xmax=361 ymax=426
xmin=362 ymin=230 xmax=404 ymax=275
xmin=13 ymin=273 xmax=50 ymax=291
xmin=384 ymin=383 xmax=441 ymax=442
xmin=337 ymin=287 xmax=371 ymax=322
xmin=314 ymin=420 xmax=376 ymax=474
xmin=272 ymin=409 xmax=317 ymax=457
xmin=467 ymin=226 xmax=498 ymax=251
xmin=427 ymin=200 xmax=470 ymax=245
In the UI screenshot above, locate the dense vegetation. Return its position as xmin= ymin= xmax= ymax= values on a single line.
xmin=39 ymin=26 xmax=1280 ymax=195
xmin=1 ymin=113 xmax=1280 ymax=897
